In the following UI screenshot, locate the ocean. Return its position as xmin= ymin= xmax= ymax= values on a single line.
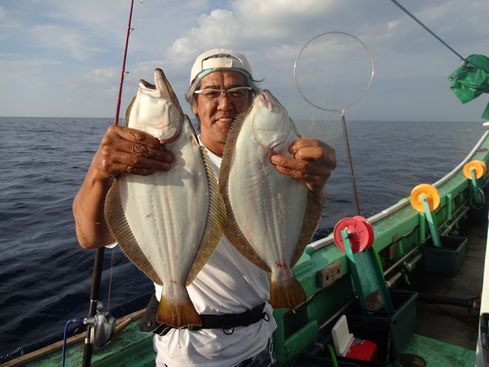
xmin=0 ymin=116 xmax=485 ymax=361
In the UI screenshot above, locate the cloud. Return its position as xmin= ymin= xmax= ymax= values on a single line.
xmin=1 ymin=0 xmax=489 ymax=119
xmin=168 ymin=9 xmax=240 ymax=61
xmin=0 ymin=5 xmax=22 ymax=39
xmin=167 ymin=0 xmax=338 ymax=61
xmin=85 ymin=67 xmax=118 ymax=86
xmin=0 ymin=57 xmax=61 ymax=78
xmin=31 ymin=25 xmax=106 ymax=61
xmin=235 ymin=0 xmax=336 ymax=39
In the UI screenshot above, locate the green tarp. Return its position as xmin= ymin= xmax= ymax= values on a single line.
xmin=449 ymin=54 xmax=489 ymax=119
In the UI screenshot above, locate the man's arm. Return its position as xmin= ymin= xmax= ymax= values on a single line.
xmin=73 ymin=125 xmax=174 ymax=249
xmin=270 ymin=138 xmax=336 ymax=200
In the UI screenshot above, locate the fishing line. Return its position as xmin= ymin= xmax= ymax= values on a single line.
xmin=389 ymin=0 xmax=466 ymax=62
xmin=294 ymin=32 xmax=375 ymax=216
xmin=106 ymin=248 xmax=116 ymax=311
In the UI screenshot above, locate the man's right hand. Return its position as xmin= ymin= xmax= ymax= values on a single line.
xmin=93 ymin=125 xmax=174 ymax=180
xmin=73 ymin=125 xmax=174 ymax=249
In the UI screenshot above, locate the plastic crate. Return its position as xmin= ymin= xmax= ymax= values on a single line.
xmin=346 ymin=290 xmax=418 ymax=362
xmin=421 ymin=235 xmax=467 ymax=275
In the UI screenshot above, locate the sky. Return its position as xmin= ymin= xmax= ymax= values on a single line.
xmin=1 ymin=0 xmax=488 ymax=122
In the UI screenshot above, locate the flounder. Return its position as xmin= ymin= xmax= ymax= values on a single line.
xmin=219 ymin=89 xmax=322 ymax=309
xmin=104 ymin=68 xmax=225 ymax=328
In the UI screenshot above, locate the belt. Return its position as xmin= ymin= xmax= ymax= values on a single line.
xmin=191 ymin=302 xmax=268 ymax=330
xmin=140 ymin=294 xmax=269 ymax=335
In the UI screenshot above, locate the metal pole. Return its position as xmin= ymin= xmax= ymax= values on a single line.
xmin=340 ymin=111 xmax=361 ymax=215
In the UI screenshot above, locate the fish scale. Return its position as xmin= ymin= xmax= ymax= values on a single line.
xmin=104 ymin=68 xmax=225 ymax=328
xmin=219 ymin=89 xmax=323 ymax=310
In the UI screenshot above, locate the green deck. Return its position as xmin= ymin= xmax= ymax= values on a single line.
xmin=403 ymin=335 xmax=475 ymax=367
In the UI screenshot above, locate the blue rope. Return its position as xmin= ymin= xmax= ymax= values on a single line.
xmin=61 ymin=318 xmax=84 ymax=367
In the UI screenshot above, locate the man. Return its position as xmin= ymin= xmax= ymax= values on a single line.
xmin=73 ymin=49 xmax=336 ymax=366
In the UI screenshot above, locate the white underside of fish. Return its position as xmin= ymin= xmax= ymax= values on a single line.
xmin=119 ymin=118 xmax=208 ymax=304
xmin=228 ymin=123 xmax=306 ymax=273
xmin=220 ymin=90 xmax=319 ymax=309
xmin=104 ymin=68 xmax=225 ymax=327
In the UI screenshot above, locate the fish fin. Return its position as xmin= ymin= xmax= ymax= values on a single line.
xmin=184 ymin=114 xmax=198 ymax=136
xmin=218 ymin=112 xmax=270 ymax=272
xmin=104 ymin=180 xmax=163 ymax=285
xmin=123 ymin=96 xmax=137 ymax=127
xmin=186 ymin=141 xmax=227 ymax=285
xmin=270 ymin=274 xmax=307 ymax=309
xmin=157 ymin=293 xmax=202 ymax=328
xmin=290 ymin=190 xmax=324 ymax=267
xmin=156 ymin=68 xmax=184 ymax=114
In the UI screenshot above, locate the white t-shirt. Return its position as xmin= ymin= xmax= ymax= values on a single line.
xmin=153 ymin=146 xmax=277 ymax=367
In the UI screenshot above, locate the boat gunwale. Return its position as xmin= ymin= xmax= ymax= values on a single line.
xmin=308 ymin=127 xmax=489 ymax=252
xmin=1 ymin=309 xmax=146 ymax=367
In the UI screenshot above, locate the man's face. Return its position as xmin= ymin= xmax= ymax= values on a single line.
xmin=192 ymin=70 xmax=252 ymax=156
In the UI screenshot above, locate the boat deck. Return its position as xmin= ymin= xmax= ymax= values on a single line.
xmin=406 ymin=211 xmax=487 ymax=365
xmin=5 ymin=212 xmax=487 ymax=367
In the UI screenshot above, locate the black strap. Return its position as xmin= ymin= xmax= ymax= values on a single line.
xmin=139 ymin=294 xmax=268 ymax=335
xmin=194 ymin=302 xmax=266 ymax=330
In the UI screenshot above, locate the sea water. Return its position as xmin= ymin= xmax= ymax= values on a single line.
xmin=0 ymin=117 xmax=484 ymax=359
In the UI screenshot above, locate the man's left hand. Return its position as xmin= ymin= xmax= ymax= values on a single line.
xmin=270 ymin=138 xmax=336 ymax=198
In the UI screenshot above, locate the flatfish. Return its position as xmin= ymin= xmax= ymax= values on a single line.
xmin=219 ymin=89 xmax=322 ymax=309
xmin=104 ymin=68 xmax=225 ymax=328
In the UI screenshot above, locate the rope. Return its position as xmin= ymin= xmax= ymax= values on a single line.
xmin=61 ymin=318 xmax=84 ymax=367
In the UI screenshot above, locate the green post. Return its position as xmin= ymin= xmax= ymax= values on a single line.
xmin=421 ymin=194 xmax=442 ymax=247
xmin=341 ymin=229 xmax=366 ymax=307
xmin=469 ymin=167 xmax=486 ymax=207
xmin=341 ymin=229 xmax=394 ymax=312
xmin=471 ymin=168 xmax=479 ymax=200
xmin=446 ymin=193 xmax=453 ymax=219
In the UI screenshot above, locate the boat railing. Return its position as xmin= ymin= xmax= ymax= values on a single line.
xmin=308 ymin=126 xmax=489 ymax=252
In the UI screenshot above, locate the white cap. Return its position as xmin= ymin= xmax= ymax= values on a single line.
xmin=189 ymin=48 xmax=253 ymax=85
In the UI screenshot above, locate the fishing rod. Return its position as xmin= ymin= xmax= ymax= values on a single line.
xmin=389 ymin=0 xmax=466 ymax=62
xmin=81 ymin=1 xmax=136 ymax=366
xmin=390 ymin=3 xmax=489 ymax=119
xmin=114 ymin=0 xmax=137 ymax=126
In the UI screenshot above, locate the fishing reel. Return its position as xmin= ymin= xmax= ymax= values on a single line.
xmin=84 ymin=302 xmax=116 ymax=349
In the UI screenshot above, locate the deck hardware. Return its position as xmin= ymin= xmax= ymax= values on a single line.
xmin=316 ymin=262 xmax=343 ymax=288
xmin=410 ymin=184 xmax=442 ymax=247
xmin=463 ymin=160 xmax=487 ymax=208
xmin=333 ymin=216 xmax=393 ymax=312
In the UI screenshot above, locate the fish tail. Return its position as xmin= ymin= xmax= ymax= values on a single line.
xmin=270 ymin=273 xmax=307 ymax=310
xmin=156 ymin=293 xmax=202 ymax=328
